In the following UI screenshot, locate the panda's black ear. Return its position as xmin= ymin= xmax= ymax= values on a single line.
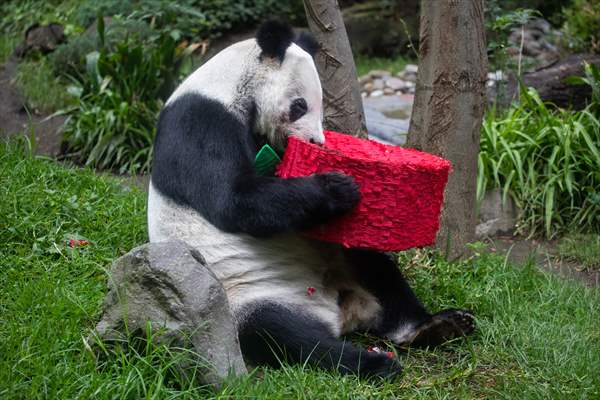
xmin=256 ymin=20 xmax=294 ymax=62
xmin=295 ymin=31 xmax=320 ymax=58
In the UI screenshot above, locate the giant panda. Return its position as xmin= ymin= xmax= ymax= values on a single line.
xmin=148 ymin=20 xmax=475 ymax=379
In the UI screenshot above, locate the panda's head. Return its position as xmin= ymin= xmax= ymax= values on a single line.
xmin=253 ymin=21 xmax=324 ymax=150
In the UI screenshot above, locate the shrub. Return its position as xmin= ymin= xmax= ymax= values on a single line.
xmin=49 ymin=19 xmax=155 ymax=77
xmin=0 ymin=0 xmax=81 ymax=36
xmin=75 ymin=0 xmax=305 ymax=39
xmin=485 ymin=1 xmax=540 ymax=72
xmin=61 ymin=19 xmax=195 ymax=174
xmin=562 ymin=0 xmax=600 ymax=53
xmin=477 ymin=84 xmax=600 ymax=238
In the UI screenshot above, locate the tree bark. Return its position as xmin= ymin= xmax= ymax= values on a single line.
xmin=303 ymin=0 xmax=367 ymax=138
xmin=407 ymin=0 xmax=488 ymax=260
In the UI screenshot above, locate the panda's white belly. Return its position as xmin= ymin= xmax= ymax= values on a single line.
xmin=147 ymin=182 xmax=343 ymax=333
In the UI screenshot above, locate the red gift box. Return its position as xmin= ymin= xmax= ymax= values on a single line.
xmin=276 ymin=130 xmax=451 ymax=251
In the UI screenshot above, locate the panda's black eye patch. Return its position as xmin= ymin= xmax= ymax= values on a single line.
xmin=289 ymin=98 xmax=308 ymax=122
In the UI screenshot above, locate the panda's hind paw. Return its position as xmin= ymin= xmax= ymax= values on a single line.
xmin=410 ymin=309 xmax=475 ymax=348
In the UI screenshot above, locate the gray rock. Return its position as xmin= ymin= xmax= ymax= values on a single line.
xmin=14 ymin=23 xmax=65 ymax=58
xmin=383 ymin=87 xmax=395 ymax=95
xmin=385 ymin=77 xmax=407 ymax=91
xmin=358 ymin=75 xmax=373 ymax=85
xmin=476 ymin=189 xmax=519 ymax=238
xmin=370 ymin=89 xmax=384 ymax=97
xmin=363 ymin=82 xmax=374 ymax=93
xmin=91 ymin=241 xmax=247 ymax=386
xmin=372 ymin=78 xmax=385 ymax=90
xmin=404 ymin=64 xmax=418 ymax=74
xmin=363 ymin=95 xmax=412 ymax=145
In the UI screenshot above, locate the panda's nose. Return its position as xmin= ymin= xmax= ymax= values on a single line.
xmin=309 ymin=138 xmax=316 ymax=144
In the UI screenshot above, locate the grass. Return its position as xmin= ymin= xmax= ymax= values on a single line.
xmin=0 ymin=35 xmax=18 ymax=63
xmin=354 ymin=54 xmax=412 ymax=77
xmin=1 ymin=138 xmax=600 ymax=398
xmin=556 ymin=233 xmax=600 ymax=271
xmin=14 ymin=58 xmax=75 ymax=114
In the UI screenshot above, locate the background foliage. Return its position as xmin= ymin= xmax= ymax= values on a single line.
xmin=477 ymin=68 xmax=600 ymax=238
xmin=561 ymin=0 xmax=600 ymax=54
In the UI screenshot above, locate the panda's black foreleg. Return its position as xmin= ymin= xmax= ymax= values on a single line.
xmin=238 ymin=303 xmax=402 ymax=379
xmin=346 ymin=249 xmax=475 ymax=347
xmin=227 ymin=172 xmax=360 ymax=237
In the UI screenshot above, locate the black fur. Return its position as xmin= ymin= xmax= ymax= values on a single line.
xmin=345 ymin=249 xmax=432 ymax=336
xmin=295 ymin=31 xmax=320 ymax=57
xmin=256 ymin=20 xmax=294 ymax=62
xmin=151 ymin=93 xmax=360 ymax=237
xmin=239 ymin=303 xmax=403 ymax=379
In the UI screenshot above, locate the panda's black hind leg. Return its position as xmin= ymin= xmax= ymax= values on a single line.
xmin=238 ymin=302 xmax=402 ymax=379
xmin=345 ymin=249 xmax=475 ymax=347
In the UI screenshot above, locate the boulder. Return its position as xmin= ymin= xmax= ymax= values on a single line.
xmin=92 ymin=241 xmax=247 ymax=386
xmin=14 ymin=23 xmax=65 ymax=57
xmin=476 ymin=189 xmax=518 ymax=238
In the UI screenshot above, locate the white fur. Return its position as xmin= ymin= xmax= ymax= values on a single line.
xmin=388 ymin=323 xmax=419 ymax=344
xmin=148 ymin=182 xmax=346 ymax=334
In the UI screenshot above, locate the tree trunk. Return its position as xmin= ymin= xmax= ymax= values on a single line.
xmin=303 ymin=0 xmax=367 ymax=138
xmin=407 ymin=0 xmax=487 ymax=260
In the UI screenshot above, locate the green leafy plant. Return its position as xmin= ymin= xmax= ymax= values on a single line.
xmin=75 ymin=0 xmax=305 ymax=40
xmin=478 ymin=86 xmax=600 ymax=238
xmin=564 ymin=62 xmax=600 ymax=108
xmin=485 ymin=1 xmax=539 ymax=74
xmin=0 ymin=0 xmax=81 ymax=37
xmin=49 ymin=18 xmax=155 ymax=77
xmin=61 ymin=18 xmax=195 ymax=174
xmin=562 ymin=0 xmax=600 ymax=54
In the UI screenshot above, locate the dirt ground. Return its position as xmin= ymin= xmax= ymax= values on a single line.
xmin=487 ymin=236 xmax=599 ymax=287
xmin=0 ymin=56 xmax=65 ymax=156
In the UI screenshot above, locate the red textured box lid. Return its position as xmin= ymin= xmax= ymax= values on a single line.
xmin=276 ymin=130 xmax=451 ymax=251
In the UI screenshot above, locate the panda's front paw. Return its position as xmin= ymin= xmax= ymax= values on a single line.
xmin=315 ymin=172 xmax=360 ymax=217
xmin=360 ymin=352 xmax=403 ymax=380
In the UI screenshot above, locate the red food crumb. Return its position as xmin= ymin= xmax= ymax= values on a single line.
xmin=68 ymin=239 xmax=89 ymax=247
xmin=386 ymin=351 xmax=394 ymax=359
xmin=306 ymin=287 xmax=316 ymax=296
